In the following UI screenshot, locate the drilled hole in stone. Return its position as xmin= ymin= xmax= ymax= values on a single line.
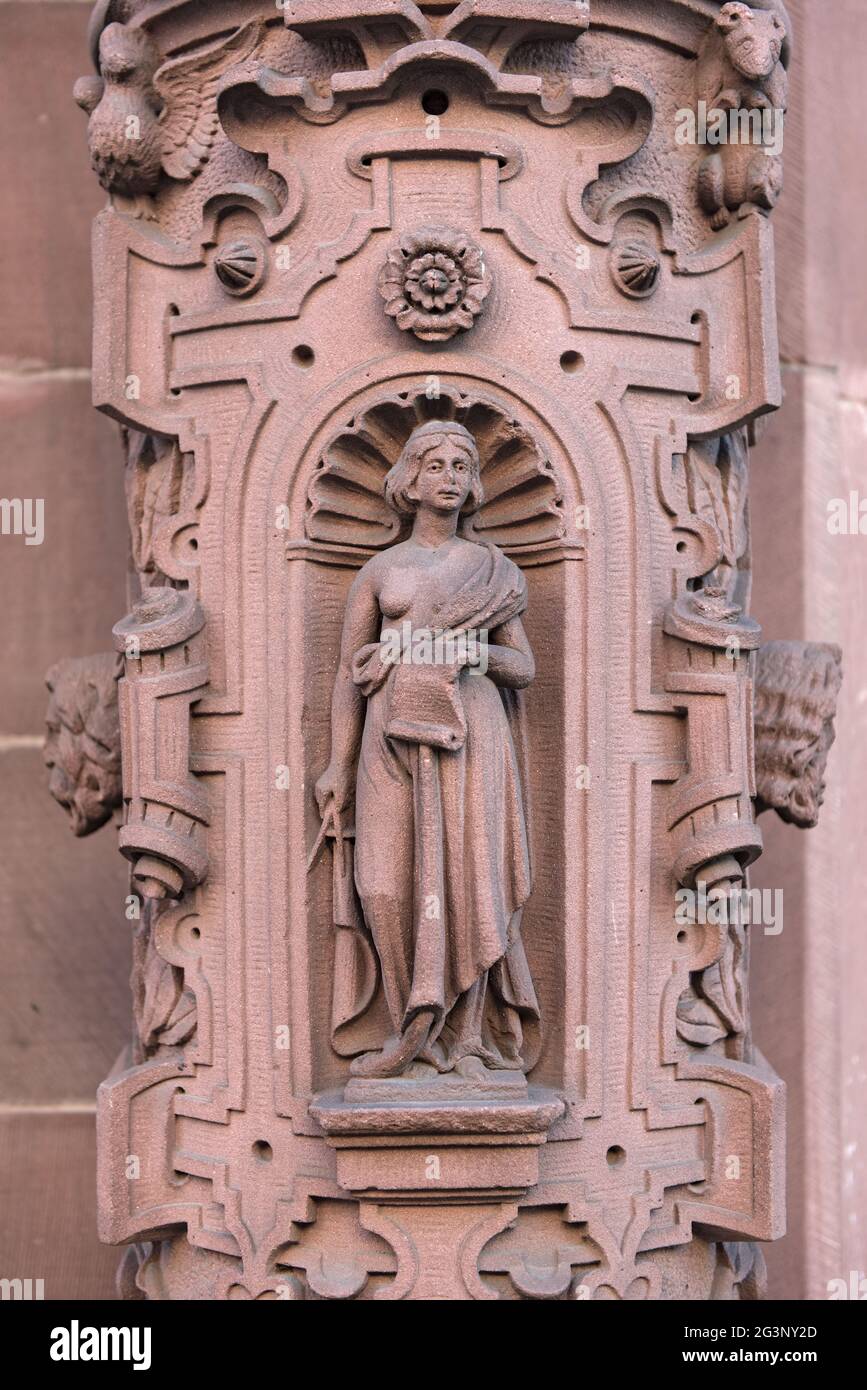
xmin=676 ymin=540 xmax=687 ymax=553
xmin=606 ymin=1145 xmax=626 ymax=1168
xmin=252 ymin=1140 xmax=273 ymax=1162
xmin=292 ymin=344 xmax=315 ymax=369
xmin=421 ymin=89 xmax=449 ymax=116
xmin=677 ymin=929 xmax=687 ymax=943
xmin=560 ymin=350 xmax=583 ymax=373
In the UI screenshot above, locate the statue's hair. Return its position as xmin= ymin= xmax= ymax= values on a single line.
xmin=44 ymin=651 xmax=124 ymax=837
xmin=45 ymin=652 xmax=123 ymax=765
xmin=753 ymin=641 xmax=842 ymax=828
xmin=384 ymin=420 xmax=483 ymax=519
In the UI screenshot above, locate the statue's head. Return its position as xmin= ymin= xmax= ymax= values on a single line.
xmin=717 ymin=3 xmax=785 ymax=82
xmin=88 ymin=0 xmax=144 ymax=67
xmin=98 ymin=21 xmax=160 ymax=82
xmin=384 ymin=420 xmax=483 ymax=519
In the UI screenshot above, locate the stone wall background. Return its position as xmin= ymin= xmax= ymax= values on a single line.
xmin=0 ymin=0 xmax=129 ymax=1301
xmin=750 ymin=0 xmax=867 ymax=1304
xmin=0 ymin=0 xmax=863 ymax=1301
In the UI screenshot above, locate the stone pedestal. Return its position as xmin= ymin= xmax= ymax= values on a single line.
xmin=311 ymin=1082 xmax=562 ymax=1297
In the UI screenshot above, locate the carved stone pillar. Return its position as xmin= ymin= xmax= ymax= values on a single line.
xmin=55 ymin=0 xmax=841 ymax=1300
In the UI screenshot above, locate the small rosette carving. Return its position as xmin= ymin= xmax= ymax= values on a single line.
xmin=378 ymin=227 xmax=491 ymax=342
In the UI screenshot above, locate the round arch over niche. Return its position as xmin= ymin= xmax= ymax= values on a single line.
xmin=266 ymin=376 xmax=601 ymax=1106
xmin=303 ymin=385 xmax=568 ymax=557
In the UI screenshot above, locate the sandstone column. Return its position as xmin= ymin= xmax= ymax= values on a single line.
xmin=53 ymin=0 xmax=838 ymax=1300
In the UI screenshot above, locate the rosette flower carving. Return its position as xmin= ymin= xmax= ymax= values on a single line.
xmin=378 ymin=227 xmax=491 ymax=341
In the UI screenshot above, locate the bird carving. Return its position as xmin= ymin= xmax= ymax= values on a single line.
xmin=74 ymin=19 xmax=262 ymax=213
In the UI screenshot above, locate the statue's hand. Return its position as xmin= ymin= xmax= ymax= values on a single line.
xmin=315 ymin=764 xmax=353 ymax=818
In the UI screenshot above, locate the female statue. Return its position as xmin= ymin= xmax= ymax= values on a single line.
xmin=315 ymin=420 xmax=540 ymax=1080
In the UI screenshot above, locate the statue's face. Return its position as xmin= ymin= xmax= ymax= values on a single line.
xmin=409 ymin=441 xmax=474 ymax=513
xmin=718 ymin=4 xmax=784 ymax=82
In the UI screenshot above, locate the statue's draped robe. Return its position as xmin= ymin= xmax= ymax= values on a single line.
xmin=330 ymin=544 xmax=540 ymax=1072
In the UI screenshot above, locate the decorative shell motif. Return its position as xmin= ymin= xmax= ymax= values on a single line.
xmin=214 ymin=240 xmax=267 ymax=296
xmin=306 ymin=391 xmax=564 ymax=553
xmin=378 ymin=228 xmax=492 ymax=341
xmin=610 ymin=240 xmax=661 ymax=298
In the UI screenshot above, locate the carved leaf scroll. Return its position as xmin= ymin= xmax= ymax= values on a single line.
xmin=156 ymin=21 xmax=264 ymax=182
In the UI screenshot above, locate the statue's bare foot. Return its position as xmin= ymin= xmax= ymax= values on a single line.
xmin=349 ymin=1010 xmax=434 ymax=1078
xmin=455 ymin=1055 xmax=488 ymax=1080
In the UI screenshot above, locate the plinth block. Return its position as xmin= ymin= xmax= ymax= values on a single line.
xmin=311 ymin=1084 xmax=564 ymax=1200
